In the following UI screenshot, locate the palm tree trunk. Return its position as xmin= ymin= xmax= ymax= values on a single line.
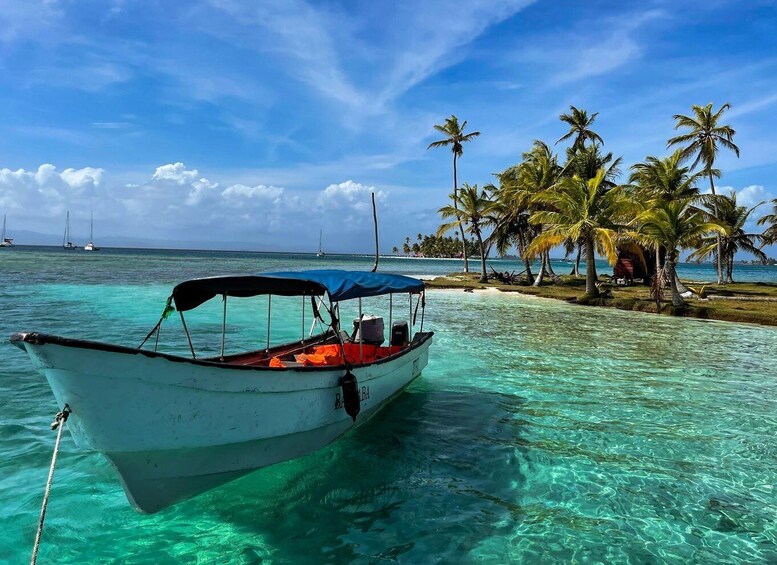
xmin=524 ymin=257 xmax=534 ymax=285
xmin=452 ymin=154 xmax=469 ymax=272
xmin=666 ymin=254 xmax=685 ymax=307
xmin=518 ymin=233 xmax=534 ymax=284
xmin=533 ymin=254 xmax=546 ymax=287
xmin=571 ymin=244 xmax=582 ymax=277
xmin=476 ymin=231 xmax=487 ymax=283
xmin=585 ymin=236 xmax=599 ymax=297
xmin=726 ymin=248 xmax=734 ymax=283
xmin=544 ymin=252 xmax=557 ymax=277
xmin=652 ymin=244 xmax=663 ymax=310
xmin=708 ymin=172 xmax=723 ymax=284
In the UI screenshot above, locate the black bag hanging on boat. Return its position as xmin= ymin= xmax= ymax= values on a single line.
xmin=339 ymin=370 xmax=360 ymax=422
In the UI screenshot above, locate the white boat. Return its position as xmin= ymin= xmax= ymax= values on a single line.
xmin=0 ymin=214 xmax=13 ymax=247
xmin=316 ymin=228 xmax=325 ymax=257
xmin=11 ymin=270 xmax=432 ymax=513
xmin=84 ymin=211 xmax=100 ymax=251
xmin=62 ymin=211 xmax=77 ymax=250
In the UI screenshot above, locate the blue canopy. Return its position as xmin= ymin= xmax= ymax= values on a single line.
xmin=171 ymin=270 xmax=424 ymax=311
xmin=268 ymin=270 xmax=425 ymax=302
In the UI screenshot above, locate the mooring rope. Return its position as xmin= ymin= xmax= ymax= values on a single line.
xmin=30 ymin=404 xmax=71 ymax=565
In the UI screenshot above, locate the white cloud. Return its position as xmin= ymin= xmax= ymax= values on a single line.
xmin=221 ymin=184 xmax=284 ymax=204
xmin=151 ymin=163 xmax=206 ymax=185
xmin=0 ymin=162 xmax=399 ymax=249
xmin=203 ymin=0 xmax=535 ymax=123
xmin=317 ymin=180 xmax=387 ymax=212
xmin=61 ymin=167 xmax=105 ymax=188
xmin=91 ymin=122 xmax=132 ymax=129
xmin=27 ymin=61 xmax=132 ymax=92
xmin=0 ymin=0 xmax=63 ymax=43
xmin=515 ymin=9 xmax=665 ymax=86
xmin=0 ymin=164 xmax=105 ymax=213
xmin=736 ymin=184 xmax=771 ymax=208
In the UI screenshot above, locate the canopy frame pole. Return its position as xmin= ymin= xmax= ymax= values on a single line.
xmin=309 ymin=296 xmax=321 ymax=338
xmin=420 ymin=290 xmax=426 ymax=332
xmin=409 ymin=293 xmax=412 ymax=331
xmin=388 ymin=294 xmax=392 ymax=345
xmin=220 ymin=294 xmax=227 ymax=360
xmin=301 ymin=294 xmax=305 ymax=344
xmin=358 ymin=298 xmax=363 ymax=364
xmin=179 ymin=311 xmax=196 ymax=359
xmin=331 ymin=300 xmax=340 ymax=333
xmin=266 ymin=295 xmax=272 ymax=353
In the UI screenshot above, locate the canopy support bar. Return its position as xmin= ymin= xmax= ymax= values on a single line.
xmin=179 ymin=311 xmax=196 ymax=359
xmin=358 ymin=298 xmax=363 ymax=364
xmin=388 ymin=294 xmax=392 ymax=340
xmin=301 ymin=294 xmax=306 ymax=343
xmin=266 ymin=295 xmax=272 ymax=352
xmin=220 ymin=294 xmax=227 ymax=360
xmin=420 ymin=290 xmax=426 ymax=332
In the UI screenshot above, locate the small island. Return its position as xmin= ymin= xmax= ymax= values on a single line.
xmin=414 ymin=105 xmax=777 ymax=327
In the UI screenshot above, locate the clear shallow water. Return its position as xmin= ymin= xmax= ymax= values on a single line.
xmin=1 ymin=248 xmax=776 ymax=563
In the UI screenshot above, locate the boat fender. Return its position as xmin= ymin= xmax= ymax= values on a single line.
xmin=339 ymin=370 xmax=360 ymax=422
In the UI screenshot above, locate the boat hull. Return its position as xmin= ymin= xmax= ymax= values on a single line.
xmin=12 ymin=332 xmax=432 ymax=513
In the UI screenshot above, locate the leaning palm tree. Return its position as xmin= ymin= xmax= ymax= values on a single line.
xmin=438 ymin=183 xmax=492 ymax=283
xmin=757 ymin=199 xmax=777 ymax=244
xmin=668 ymin=103 xmax=739 ymax=283
xmin=635 ymin=199 xmax=725 ymax=307
xmin=484 ymin=183 xmax=538 ymax=284
xmin=689 ymin=192 xmax=767 ymax=282
xmin=556 ymin=106 xmax=604 ymax=152
xmin=526 ymin=168 xmax=633 ymax=297
xmin=428 ymin=115 xmax=481 ymax=272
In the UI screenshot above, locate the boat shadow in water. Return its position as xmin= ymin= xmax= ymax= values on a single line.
xmin=178 ymin=385 xmax=533 ymax=563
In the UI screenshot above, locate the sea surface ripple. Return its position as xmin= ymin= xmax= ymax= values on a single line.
xmin=0 ymin=247 xmax=775 ymax=563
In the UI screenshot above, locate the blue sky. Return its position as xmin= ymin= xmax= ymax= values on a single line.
xmin=1 ymin=0 xmax=776 ymax=255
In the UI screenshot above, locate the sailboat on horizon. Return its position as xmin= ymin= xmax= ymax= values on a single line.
xmin=316 ymin=229 xmax=325 ymax=257
xmin=84 ymin=211 xmax=100 ymax=252
xmin=1 ymin=214 xmax=13 ymax=247
xmin=63 ymin=211 xmax=77 ymax=250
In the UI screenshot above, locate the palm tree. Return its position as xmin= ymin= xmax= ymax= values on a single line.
xmin=526 ymin=168 xmax=634 ymax=297
xmin=484 ymin=183 xmax=538 ymax=284
xmin=629 ymin=150 xmax=703 ymax=203
xmin=428 ymin=115 xmax=481 ymax=272
xmin=563 ymin=143 xmax=622 ymax=276
xmin=635 ymin=199 xmax=726 ymax=307
xmin=689 ymin=192 xmax=767 ymax=282
xmin=438 ymin=183 xmax=492 ymax=283
xmin=497 ymin=141 xmax=562 ymax=286
xmin=628 ymin=150 xmax=703 ymax=283
xmin=556 ymin=106 xmax=604 ymax=152
xmin=392 ymin=245 xmax=398 ymax=255
xmin=757 ymin=199 xmax=777 ymax=244
xmin=667 ymin=103 xmax=739 ymax=283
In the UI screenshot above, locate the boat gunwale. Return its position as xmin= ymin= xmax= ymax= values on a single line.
xmin=9 ymin=330 xmax=434 ymax=372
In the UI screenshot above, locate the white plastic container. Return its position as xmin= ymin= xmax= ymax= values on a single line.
xmin=352 ymin=315 xmax=385 ymax=345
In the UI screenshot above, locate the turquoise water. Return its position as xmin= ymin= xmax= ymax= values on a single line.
xmin=1 ymin=248 xmax=776 ymax=563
